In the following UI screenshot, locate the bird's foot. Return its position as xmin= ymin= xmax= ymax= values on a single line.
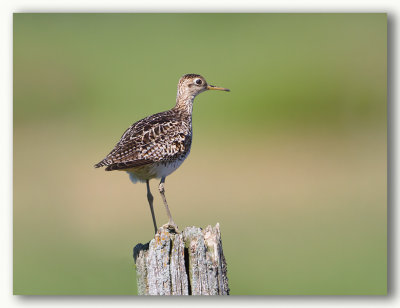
xmin=162 ymin=221 xmax=180 ymax=234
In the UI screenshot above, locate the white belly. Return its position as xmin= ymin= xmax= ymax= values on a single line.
xmin=126 ymin=152 xmax=190 ymax=184
xmin=153 ymin=158 xmax=187 ymax=178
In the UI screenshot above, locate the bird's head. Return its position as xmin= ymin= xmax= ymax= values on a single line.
xmin=177 ymin=74 xmax=230 ymax=99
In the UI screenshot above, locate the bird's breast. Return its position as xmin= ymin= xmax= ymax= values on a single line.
xmin=154 ymin=152 xmax=190 ymax=178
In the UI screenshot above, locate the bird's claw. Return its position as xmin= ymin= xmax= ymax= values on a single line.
xmin=162 ymin=221 xmax=180 ymax=233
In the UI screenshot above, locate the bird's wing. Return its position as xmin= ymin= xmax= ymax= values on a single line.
xmin=94 ymin=110 xmax=190 ymax=171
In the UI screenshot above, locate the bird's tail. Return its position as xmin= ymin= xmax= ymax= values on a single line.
xmin=94 ymin=159 xmax=108 ymax=168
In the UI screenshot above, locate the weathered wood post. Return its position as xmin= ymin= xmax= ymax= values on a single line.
xmin=133 ymin=223 xmax=229 ymax=295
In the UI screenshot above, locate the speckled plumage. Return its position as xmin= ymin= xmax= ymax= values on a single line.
xmin=94 ymin=73 xmax=229 ymax=232
xmin=94 ymin=108 xmax=192 ymax=181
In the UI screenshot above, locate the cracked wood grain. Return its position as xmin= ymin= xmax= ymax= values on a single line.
xmin=133 ymin=224 xmax=229 ymax=295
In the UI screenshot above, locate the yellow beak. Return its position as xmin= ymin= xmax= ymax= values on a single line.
xmin=207 ymin=85 xmax=230 ymax=92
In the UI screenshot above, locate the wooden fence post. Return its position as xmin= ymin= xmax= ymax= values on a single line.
xmin=133 ymin=223 xmax=229 ymax=295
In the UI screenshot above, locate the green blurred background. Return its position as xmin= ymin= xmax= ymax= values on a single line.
xmin=13 ymin=13 xmax=387 ymax=295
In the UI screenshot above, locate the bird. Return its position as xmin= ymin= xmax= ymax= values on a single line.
xmin=94 ymin=74 xmax=230 ymax=233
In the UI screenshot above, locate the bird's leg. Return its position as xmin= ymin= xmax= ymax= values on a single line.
xmin=146 ymin=180 xmax=158 ymax=234
xmin=158 ymin=177 xmax=179 ymax=232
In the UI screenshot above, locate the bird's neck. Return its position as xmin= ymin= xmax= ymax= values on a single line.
xmin=173 ymin=94 xmax=195 ymax=118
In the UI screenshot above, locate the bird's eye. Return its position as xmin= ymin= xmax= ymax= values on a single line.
xmin=195 ymin=79 xmax=203 ymax=85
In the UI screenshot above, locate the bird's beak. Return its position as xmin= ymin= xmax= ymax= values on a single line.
xmin=207 ymin=85 xmax=230 ymax=92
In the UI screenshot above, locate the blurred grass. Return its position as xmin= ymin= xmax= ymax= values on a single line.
xmin=13 ymin=13 xmax=386 ymax=295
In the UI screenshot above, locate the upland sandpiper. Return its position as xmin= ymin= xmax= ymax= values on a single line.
xmin=94 ymin=74 xmax=230 ymax=233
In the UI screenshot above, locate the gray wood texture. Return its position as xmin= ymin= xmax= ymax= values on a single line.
xmin=133 ymin=223 xmax=229 ymax=295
